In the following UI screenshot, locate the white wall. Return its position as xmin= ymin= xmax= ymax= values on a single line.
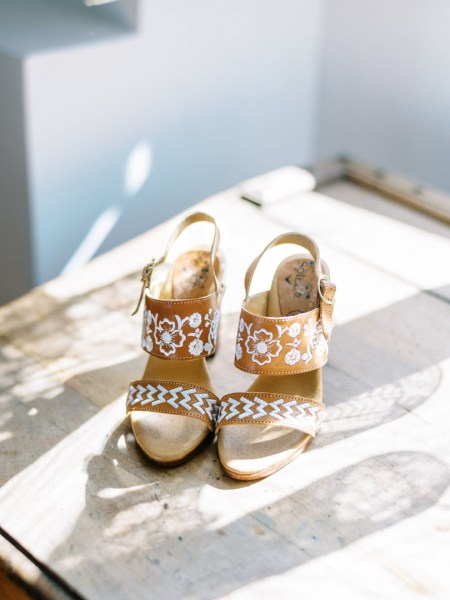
xmin=24 ymin=0 xmax=324 ymax=285
xmin=3 ymin=0 xmax=449 ymax=303
xmin=0 ymin=0 xmax=137 ymax=303
xmin=317 ymin=0 xmax=450 ymax=192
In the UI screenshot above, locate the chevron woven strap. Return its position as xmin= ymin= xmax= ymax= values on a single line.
xmin=216 ymin=392 xmax=324 ymax=436
xmin=142 ymin=290 xmax=223 ymax=360
xmin=127 ymin=380 xmax=219 ymax=430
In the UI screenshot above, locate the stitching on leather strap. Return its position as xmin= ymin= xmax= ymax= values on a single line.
xmin=126 ymin=380 xmax=219 ymax=430
xmin=319 ymin=280 xmax=336 ymax=341
xmin=146 ymin=289 xmax=224 ymax=307
xmin=132 ymin=211 xmax=221 ymax=315
xmin=234 ymin=305 xmax=328 ymax=375
xmin=244 ymin=233 xmax=323 ymax=301
xmin=142 ymin=289 xmax=223 ymax=360
xmin=216 ymin=392 xmax=324 ymax=435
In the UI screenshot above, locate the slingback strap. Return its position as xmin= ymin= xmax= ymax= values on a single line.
xmin=319 ymin=278 xmax=336 ymax=340
xmin=216 ymin=392 xmax=324 ymax=436
xmin=142 ymin=289 xmax=223 ymax=360
xmin=244 ymin=233 xmax=323 ymax=299
xmin=126 ymin=380 xmax=219 ymax=430
xmin=243 ymin=232 xmax=335 ymax=339
xmin=234 ymin=304 xmax=328 ymax=375
xmin=132 ymin=212 xmax=220 ymax=315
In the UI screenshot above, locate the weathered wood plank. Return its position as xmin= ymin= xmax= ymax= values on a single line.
xmin=0 ymin=533 xmax=76 ymax=600
xmin=0 ymin=178 xmax=449 ymax=599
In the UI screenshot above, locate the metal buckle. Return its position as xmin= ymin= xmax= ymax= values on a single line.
xmin=318 ymin=274 xmax=335 ymax=305
xmin=131 ymin=259 xmax=155 ymax=316
xmin=141 ymin=259 xmax=155 ymax=286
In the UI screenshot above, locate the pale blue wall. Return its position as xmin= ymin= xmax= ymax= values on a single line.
xmin=4 ymin=0 xmax=449 ymax=303
xmin=22 ymin=0 xmax=324 ymax=285
xmin=0 ymin=52 xmax=32 ymax=300
xmin=0 ymin=0 xmax=137 ymax=302
xmin=317 ymin=0 xmax=450 ymax=192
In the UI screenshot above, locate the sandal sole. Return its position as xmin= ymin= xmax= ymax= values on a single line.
xmin=221 ymin=435 xmax=313 ymax=481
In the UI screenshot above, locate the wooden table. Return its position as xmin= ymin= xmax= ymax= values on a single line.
xmin=1 ymin=174 xmax=449 ymax=599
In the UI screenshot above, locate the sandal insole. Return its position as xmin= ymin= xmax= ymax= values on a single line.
xmin=131 ymin=250 xmax=218 ymax=464
xmin=171 ymin=250 xmax=219 ymax=299
xmin=219 ymin=255 xmax=321 ymax=476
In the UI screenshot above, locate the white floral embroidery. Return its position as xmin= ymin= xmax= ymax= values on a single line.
xmin=245 ymin=328 xmax=282 ymax=366
xmin=285 ymin=348 xmax=301 ymax=365
xmin=303 ymin=318 xmax=316 ymax=337
xmin=317 ymin=336 xmax=326 ymax=355
xmin=188 ymin=339 xmax=204 ymax=356
xmin=236 ymin=316 xmax=328 ymax=367
xmin=143 ymin=335 xmax=153 ymax=353
xmin=143 ymin=304 xmax=220 ymax=357
xmin=311 ymin=322 xmax=327 ymax=356
xmin=189 ymin=312 xmax=202 ymax=328
xmin=154 ymin=317 xmax=186 ymax=357
xmin=288 ymin=323 xmax=301 ymax=338
xmin=205 ymin=308 xmax=220 ymax=351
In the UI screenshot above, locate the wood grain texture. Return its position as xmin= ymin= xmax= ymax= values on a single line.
xmin=0 ymin=570 xmax=32 ymax=600
xmin=0 ymin=533 xmax=75 ymax=600
xmin=0 ymin=178 xmax=449 ymax=600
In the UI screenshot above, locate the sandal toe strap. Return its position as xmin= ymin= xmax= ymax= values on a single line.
xmin=127 ymin=380 xmax=219 ymax=430
xmin=216 ymin=392 xmax=324 ymax=436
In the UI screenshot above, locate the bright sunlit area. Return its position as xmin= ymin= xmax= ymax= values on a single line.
xmin=0 ymin=1 xmax=449 ymax=599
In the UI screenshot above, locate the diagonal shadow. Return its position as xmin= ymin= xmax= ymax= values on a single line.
xmin=44 ymin=421 xmax=448 ymax=599
xmin=1 ymin=285 xmax=449 ymax=484
xmin=31 ymin=283 xmax=450 ymax=597
xmin=1 ymin=283 xmax=449 ymax=598
xmin=212 ymin=286 xmax=450 ymax=448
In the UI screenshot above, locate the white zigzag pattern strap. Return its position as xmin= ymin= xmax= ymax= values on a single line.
xmin=217 ymin=394 xmax=323 ymax=435
xmin=127 ymin=381 xmax=218 ymax=428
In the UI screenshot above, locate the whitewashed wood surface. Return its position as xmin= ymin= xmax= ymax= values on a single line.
xmin=0 ymin=178 xmax=449 ymax=600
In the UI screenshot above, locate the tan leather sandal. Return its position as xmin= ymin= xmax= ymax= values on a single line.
xmin=126 ymin=212 xmax=225 ymax=466
xmin=217 ymin=233 xmax=336 ymax=480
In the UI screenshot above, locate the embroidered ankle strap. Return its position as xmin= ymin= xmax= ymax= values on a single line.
xmin=142 ymin=290 xmax=223 ymax=360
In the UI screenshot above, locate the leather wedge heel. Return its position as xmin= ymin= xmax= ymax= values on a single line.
xmin=217 ymin=233 xmax=336 ymax=480
xmin=127 ymin=212 xmax=225 ymax=466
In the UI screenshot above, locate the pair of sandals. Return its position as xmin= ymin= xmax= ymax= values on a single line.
xmin=126 ymin=212 xmax=336 ymax=480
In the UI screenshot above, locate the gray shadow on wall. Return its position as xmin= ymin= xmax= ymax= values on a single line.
xmin=0 ymin=0 xmax=138 ymax=57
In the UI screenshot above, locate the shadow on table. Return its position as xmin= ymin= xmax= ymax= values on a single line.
xmin=47 ymin=419 xmax=448 ymax=598
xmin=1 ymin=277 xmax=447 ymax=596
xmin=212 ymin=286 xmax=450 ymax=448
xmin=0 ymin=283 xmax=449 ymax=485
xmin=46 ymin=284 xmax=449 ymax=595
xmin=0 ymin=272 xmax=143 ymax=485
xmin=317 ymin=285 xmax=450 ymax=446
